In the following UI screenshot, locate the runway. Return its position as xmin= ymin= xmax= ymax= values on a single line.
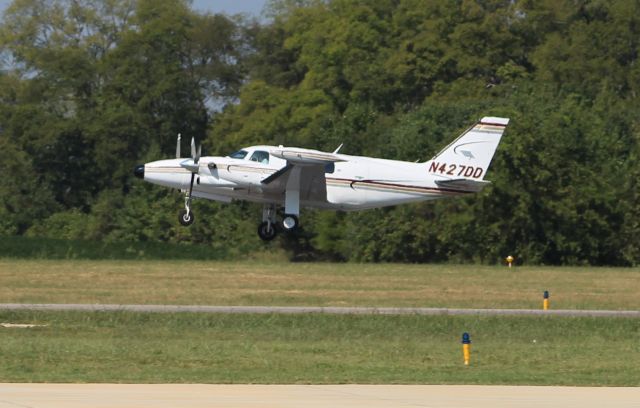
xmin=1 ymin=384 xmax=639 ymax=408
xmin=1 ymin=303 xmax=639 ymax=317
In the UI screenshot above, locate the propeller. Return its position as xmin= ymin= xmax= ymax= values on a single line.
xmin=180 ymin=137 xmax=201 ymax=173
xmin=191 ymin=136 xmax=202 ymax=164
xmin=179 ymin=136 xmax=203 ymax=215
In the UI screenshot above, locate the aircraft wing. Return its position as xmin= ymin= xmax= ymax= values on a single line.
xmin=262 ymin=147 xmax=342 ymax=202
xmin=261 ymin=164 xmax=328 ymax=202
xmin=269 ymin=147 xmax=345 ymax=165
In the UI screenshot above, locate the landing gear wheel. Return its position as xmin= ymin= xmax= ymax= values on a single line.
xmin=281 ymin=214 xmax=299 ymax=231
xmin=178 ymin=209 xmax=195 ymax=226
xmin=258 ymin=221 xmax=277 ymax=241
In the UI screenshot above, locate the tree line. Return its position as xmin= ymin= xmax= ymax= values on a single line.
xmin=1 ymin=0 xmax=639 ymax=265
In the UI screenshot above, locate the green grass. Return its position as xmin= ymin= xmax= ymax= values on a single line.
xmin=1 ymin=260 xmax=639 ymax=310
xmin=1 ymin=260 xmax=638 ymax=385
xmin=0 ymin=310 xmax=638 ymax=385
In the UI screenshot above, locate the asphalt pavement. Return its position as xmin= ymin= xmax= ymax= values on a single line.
xmin=1 ymin=303 xmax=639 ymax=317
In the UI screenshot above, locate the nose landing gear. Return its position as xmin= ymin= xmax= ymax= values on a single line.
xmin=178 ymin=196 xmax=195 ymax=226
xmin=178 ymin=209 xmax=194 ymax=226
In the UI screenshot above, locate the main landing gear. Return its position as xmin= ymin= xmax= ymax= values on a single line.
xmin=259 ymin=166 xmax=301 ymax=241
xmin=257 ymin=221 xmax=276 ymax=241
xmin=177 ymin=201 xmax=299 ymax=241
xmin=281 ymin=214 xmax=299 ymax=231
xmin=256 ymin=205 xmax=300 ymax=241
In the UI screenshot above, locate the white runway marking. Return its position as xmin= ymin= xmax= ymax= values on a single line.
xmin=1 ymin=303 xmax=639 ymax=317
xmin=0 ymin=384 xmax=639 ymax=408
xmin=0 ymin=323 xmax=48 ymax=328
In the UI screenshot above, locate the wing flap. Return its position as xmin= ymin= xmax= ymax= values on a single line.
xmin=261 ymin=147 xmax=335 ymax=201
xmin=435 ymin=178 xmax=491 ymax=192
xmin=260 ymin=163 xmax=327 ymax=201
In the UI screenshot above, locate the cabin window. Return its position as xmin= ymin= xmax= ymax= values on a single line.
xmin=324 ymin=162 xmax=335 ymax=174
xmin=250 ymin=150 xmax=270 ymax=164
xmin=228 ymin=150 xmax=248 ymax=159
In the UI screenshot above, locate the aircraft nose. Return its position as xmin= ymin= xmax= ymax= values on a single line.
xmin=134 ymin=164 xmax=145 ymax=179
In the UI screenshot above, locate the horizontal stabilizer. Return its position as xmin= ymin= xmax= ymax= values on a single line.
xmin=435 ymin=178 xmax=491 ymax=192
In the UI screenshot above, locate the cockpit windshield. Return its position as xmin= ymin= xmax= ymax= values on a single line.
xmin=250 ymin=150 xmax=269 ymax=164
xmin=228 ymin=150 xmax=248 ymax=159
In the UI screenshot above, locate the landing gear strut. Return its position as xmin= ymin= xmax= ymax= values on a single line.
xmin=258 ymin=204 xmax=277 ymax=241
xmin=256 ymin=205 xmax=302 ymax=241
xmin=178 ymin=196 xmax=194 ymax=226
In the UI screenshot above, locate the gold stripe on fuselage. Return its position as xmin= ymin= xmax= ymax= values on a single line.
xmin=226 ymin=164 xmax=275 ymax=175
xmin=146 ymin=167 xmax=192 ymax=174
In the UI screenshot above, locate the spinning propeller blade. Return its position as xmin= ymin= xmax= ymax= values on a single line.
xmin=179 ymin=136 xmax=203 ymax=172
xmin=183 ymin=137 xmax=203 ymax=203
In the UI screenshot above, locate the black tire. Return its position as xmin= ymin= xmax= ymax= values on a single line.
xmin=281 ymin=214 xmax=299 ymax=231
xmin=258 ymin=221 xmax=277 ymax=241
xmin=178 ymin=209 xmax=195 ymax=226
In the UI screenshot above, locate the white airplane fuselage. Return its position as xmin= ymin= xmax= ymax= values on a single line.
xmin=135 ymin=116 xmax=508 ymax=240
xmin=143 ymin=150 xmax=472 ymax=211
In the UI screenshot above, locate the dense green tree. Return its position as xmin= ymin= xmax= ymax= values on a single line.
xmin=0 ymin=0 xmax=246 ymax=235
xmin=1 ymin=0 xmax=639 ymax=265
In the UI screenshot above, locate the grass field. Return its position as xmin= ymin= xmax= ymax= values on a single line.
xmin=1 ymin=260 xmax=639 ymax=385
xmin=1 ymin=260 xmax=639 ymax=310
xmin=0 ymin=310 xmax=638 ymax=385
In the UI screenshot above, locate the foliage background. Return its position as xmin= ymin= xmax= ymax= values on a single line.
xmin=0 ymin=0 xmax=638 ymax=265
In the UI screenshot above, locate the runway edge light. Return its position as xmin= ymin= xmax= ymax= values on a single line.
xmin=462 ymin=332 xmax=471 ymax=366
xmin=543 ymin=291 xmax=550 ymax=311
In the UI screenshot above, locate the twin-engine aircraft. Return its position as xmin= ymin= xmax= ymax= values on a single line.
xmin=134 ymin=117 xmax=509 ymax=241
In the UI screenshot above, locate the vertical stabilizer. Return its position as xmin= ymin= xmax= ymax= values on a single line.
xmin=428 ymin=117 xmax=509 ymax=180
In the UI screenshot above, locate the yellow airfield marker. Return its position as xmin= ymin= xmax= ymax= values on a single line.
xmin=462 ymin=332 xmax=471 ymax=366
xmin=506 ymin=255 xmax=514 ymax=268
xmin=543 ymin=291 xmax=550 ymax=310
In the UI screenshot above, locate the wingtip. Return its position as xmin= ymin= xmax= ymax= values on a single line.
xmin=480 ymin=117 xmax=509 ymax=126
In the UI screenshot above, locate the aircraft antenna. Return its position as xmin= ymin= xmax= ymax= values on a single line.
xmin=176 ymin=133 xmax=181 ymax=158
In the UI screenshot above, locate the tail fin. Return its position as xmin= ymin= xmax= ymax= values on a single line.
xmin=427 ymin=116 xmax=509 ymax=181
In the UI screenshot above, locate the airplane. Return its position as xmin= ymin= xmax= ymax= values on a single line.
xmin=133 ymin=116 xmax=509 ymax=241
